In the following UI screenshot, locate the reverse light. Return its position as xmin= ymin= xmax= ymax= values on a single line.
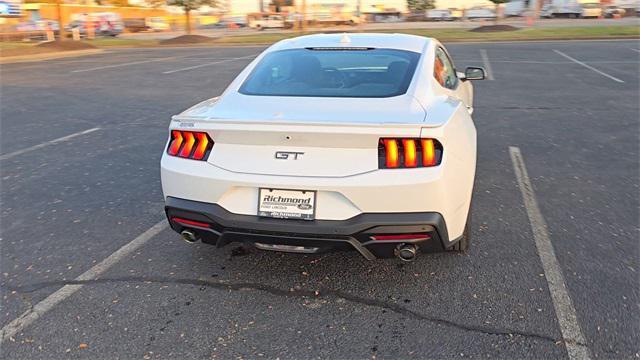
xmin=379 ymin=138 xmax=442 ymax=169
xmin=167 ymin=130 xmax=213 ymax=161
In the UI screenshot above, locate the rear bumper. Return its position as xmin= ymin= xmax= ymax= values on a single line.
xmin=165 ymin=196 xmax=457 ymax=259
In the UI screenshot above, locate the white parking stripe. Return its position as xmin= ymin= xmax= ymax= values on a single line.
xmin=71 ymin=57 xmax=178 ymax=73
xmin=0 ymin=127 xmax=101 ymax=161
xmin=480 ymin=49 xmax=494 ymax=81
xmin=488 ymin=60 xmax=637 ymax=64
xmin=553 ymin=50 xmax=624 ymax=83
xmin=509 ymin=147 xmax=591 ymax=360
xmin=630 ymin=48 xmax=640 ymax=53
xmin=0 ymin=220 xmax=168 ymax=343
xmin=162 ymin=53 xmax=257 ymax=74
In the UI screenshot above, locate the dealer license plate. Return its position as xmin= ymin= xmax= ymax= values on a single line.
xmin=258 ymin=188 xmax=316 ymax=220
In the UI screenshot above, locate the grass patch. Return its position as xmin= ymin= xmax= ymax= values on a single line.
xmin=388 ymin=25 xmax=640 ymax=41
xmin=0 ymin=41 xmax=39 ymax=51
xmin=86 ymin=37 xmax=160 ymax=47
xmin=0 ymin=38 xmax=158 ymax=56
xmin=216 ymin=26 xmax=640 ymax=44
xmin=210 ymin=25 xmax=639 ymax=45
xmin=1 ymin=25 xmax=638 ymax=56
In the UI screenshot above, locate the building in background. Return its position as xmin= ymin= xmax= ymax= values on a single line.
xmin=0 ymin=0 xmax=21 ymax=17
xmin=0 ymin=0 xmax=21 ymax=28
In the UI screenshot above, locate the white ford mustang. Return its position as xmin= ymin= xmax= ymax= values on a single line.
xmin=161 ymin=33 xmax=485 ymax=261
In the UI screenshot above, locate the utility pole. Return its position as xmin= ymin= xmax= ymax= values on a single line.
xmin=57 ymin=0 xmax=66 ymax=41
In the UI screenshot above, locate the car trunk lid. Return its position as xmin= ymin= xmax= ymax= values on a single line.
xmin=174 ymin=120 xmax=423 ymax=177
xmin=175 ymin=95 xmax=427 ymax=177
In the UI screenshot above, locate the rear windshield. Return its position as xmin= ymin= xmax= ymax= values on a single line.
xmin=239 ymin=48 xmax=420 ymax=98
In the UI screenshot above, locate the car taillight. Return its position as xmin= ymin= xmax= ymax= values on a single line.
xmin=167 ymin=130 xmax=213 ymax=161
xmin=383 ymin=139 xmax=399 ymax=168
xmin=171 ymin=217 xmax=210 ymax=228
xmin=378 ymin=138 xmax=442 ymax=169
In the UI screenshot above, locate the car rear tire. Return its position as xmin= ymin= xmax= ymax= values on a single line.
xmin=449 ymin=206 xmax=471 ymax=252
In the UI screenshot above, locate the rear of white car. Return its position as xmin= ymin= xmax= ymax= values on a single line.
xmin=161 ymin=34 xmax=480 ymax=260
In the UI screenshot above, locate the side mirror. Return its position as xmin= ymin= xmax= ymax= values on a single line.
xmin=462 ymin=67 xmax=486 ymax=81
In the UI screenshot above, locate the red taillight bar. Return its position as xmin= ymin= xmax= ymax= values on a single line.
xmin=178 ymin=131 xmax=195 ymax=158
xmin=379 ymin=138 xmax=442 ymax=169
xmin=167 ymin=130 xmax=183 ymax=156
xmin=383 ymin=139 xmax=399 ymax=168
xmin=167 ymin=130 xmax=213 ymax=161
xmin=402 ymin=139 xmax=418 ymax=168
xmin=422 ymin=139 xmax=436 ymax=167
xmin=192 ymin=132 xmax=210 ymax=160
xmin=172 ymin=217 xmax=210 ymax=228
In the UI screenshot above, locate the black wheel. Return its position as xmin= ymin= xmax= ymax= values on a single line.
xmin=449 ymin=205 xmax=472 ymax=252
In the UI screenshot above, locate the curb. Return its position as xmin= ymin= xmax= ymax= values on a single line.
xmin=0 ymin=49 xmax=104 ymax=64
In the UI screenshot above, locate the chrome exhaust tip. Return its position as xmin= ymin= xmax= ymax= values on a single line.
xmin=180 ymin=230 xmax=198 ymax=244
xmin=396 ymin=244 xmax=417 ymax=262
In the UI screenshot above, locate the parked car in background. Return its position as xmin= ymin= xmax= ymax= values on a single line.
xmin=449 ymin=8 xmax=464 ymax=19
xmin=207 ymin=17 xmax=248 ymax=29
xmin=146 ymin=17 xmax=170 ymax=31
xmin=603 ymin=5 xmax=626 ymax=17
xmin=225 ymin=16 xmax=248 ymax=28
xmin=66 ymin=13 xmax=124 ymax=37
xmin=16 ymin=19 xmax=59 ymax=32
xmin=123 ymin=18 xmax=147 ymax=33
xmin=504 ymin=0 xmax=529 ymax=17
xmin=465 ymin=7 xmax=496 ymax=20
xmin=248 ymin=15 xmax=285 ymax=30
xmin=426 ymin=9 xmax=454 ymax=21
xmin=541 ymin=0 xmax=583 ymax=18
xmin=15 ymin=19 xmax=59 ymax=40
xmin=580 ymin=3 xmax=603 ymax=18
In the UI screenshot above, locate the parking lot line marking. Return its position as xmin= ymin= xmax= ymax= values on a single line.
xmin=630 ymin=48 xmax=640 ymax=54
xmin=0 ymin=127 xmax=101 ymax=161
xmin=553 ymin=50 xmax=624 ymax=83
xmin=480 ymin=49 xmax=494 ymax=81
xmin=509 ymin=146 xmax=591 ymax=360
xmin=486 ymin=60 xmax=637 ymax=64
xmin=71 ymin=57 xmax=178 ymax=73
xmin=0 ymin=219 xmax=168 ymax=343
xmin=162 ymin=53 xmax=258 ymax=74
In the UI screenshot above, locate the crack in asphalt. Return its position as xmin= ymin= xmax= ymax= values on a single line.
xmin=2 ymin=277 xmax=563 ymax=344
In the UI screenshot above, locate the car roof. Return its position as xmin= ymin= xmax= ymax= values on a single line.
xmin=269 ymin=33 xmax=432 ymax=54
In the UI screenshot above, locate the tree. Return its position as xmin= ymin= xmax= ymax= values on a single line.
xmin=167 ymin=0 xmax=217 ymax=34
xmin=406 ymin=0 xmax=435 ymax=13
xmin=108 ymin=0 xmax=130 ymax=6
xmin=56 ymin=0 xmax=66 ymax=41
xmin=488 ymin=0 xmax=509 ymax=24
xmin=107 ymin=0 xmax=129 ymax=7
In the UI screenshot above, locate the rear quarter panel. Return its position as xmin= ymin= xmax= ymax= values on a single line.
xmin=422 ymin=98 xmax=477 ymax=239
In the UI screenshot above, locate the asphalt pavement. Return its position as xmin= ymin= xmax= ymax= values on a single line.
xmin=0 ymin=39 xmax=638 ymax=359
